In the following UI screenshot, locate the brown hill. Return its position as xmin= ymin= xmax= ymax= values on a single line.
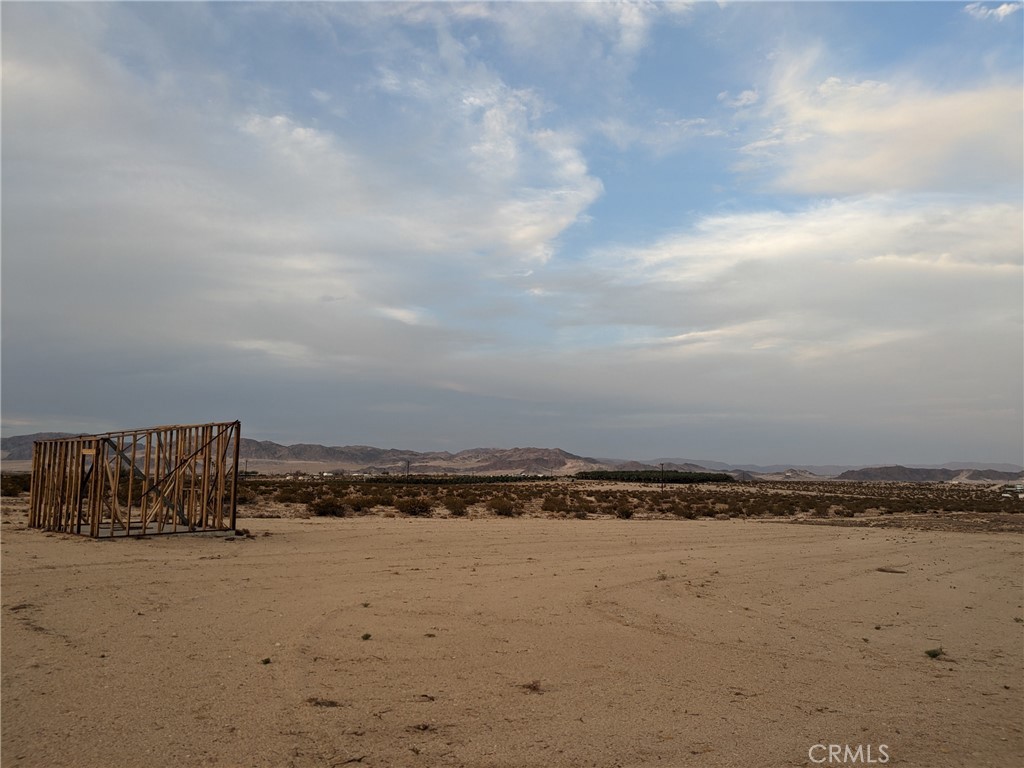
xmin=0 ymin=433 xmax=77 ymax=461
xmin=238 ymin=441 xmax=605 ymax=476
xmin=837 ymin=466 xmax=1024 ymax=482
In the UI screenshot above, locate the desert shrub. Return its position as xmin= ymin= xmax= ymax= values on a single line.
xmin=308 ymin=495 xmax=348 ymax=517
xmin=572 ymin=500 xmax=596 ymax=518
xmin=273 ymin=486 xmax=297 ymax=503
xmin=0 ymin=474 xmax=31 ymax=497
xmin=669 ymin=504 xmax=695 ymax=519
xmin=444 ymin=496 xmax=468 ymax=516
xmin=275 ymin=484 xmax=317 ymax=504
xmin=487 ymin=497 xmax=519 ymax=517
xmin=541 ymin=495 xmax=568 ymax=513
xmin=614 ymin=503 xmax=634 ymax=519
xmin=342 ymin=494 xmax=379 ymax=513
xmin=395 ymin=497 xmax=432 ymax=517
xmin=372 ymin=492 xmax=395 ymax=507
xmin=235 ymin=485 xmax=259 ymax=506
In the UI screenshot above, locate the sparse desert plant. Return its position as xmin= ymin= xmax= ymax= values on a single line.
xmin=235 ymin=485 xmax=259 ymax=506
xmin=275 ymin=484 xmax=317 ymax=505
xmin=444 ymin=496 xmax=468 ymax=517
xmin=541 ymin=495 xmax=568 ymax=513
xmin=670 ymin=504 xmax=696 ymax=519
xmin=1 ymin=473 xmax=32 ymax=497
xmin=488 ymin=497 xmax=519 ymax=517
xmin=308 ymin=495 xmax=348 ymax=517
xmin=395 ymin=497 xmax=432 ymax=517
xmin=572 ymin=500 xmax=596 ymax=518
xmin=342 ymin=494 xmax=380 ymax=513
xmin=924 ymin=646 xmax=944 ymax=659
xmin=306 ymin=697 xmax=342 ymax=708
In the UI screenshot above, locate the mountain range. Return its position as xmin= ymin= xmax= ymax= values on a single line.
xmin=1 ymin=433 xmax=1021 ymax=481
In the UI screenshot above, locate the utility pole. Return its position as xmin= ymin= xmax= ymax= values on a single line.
xmin=660 ymin=463 xmax=665 ymax=490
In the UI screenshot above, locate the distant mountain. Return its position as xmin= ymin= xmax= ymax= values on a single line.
xmin=239 ymin=438 xmax=448 ymax=466
xmin=648 ymin=459 xmax=1024 ymax=477
xmin=237 ymin=439 xmax=608 ymax=476
xmin=932 ymin=462 xmax=1024 ymax=473
xmin=837 ymin=466 xmax=1024 ymax=482
xmin=3 ymin=432 xmax=1019 ymax=480
xmin=0 ymin=433 xmax=77 ymax=461
xmin=647 ymin=458 xmax=855 ymax=475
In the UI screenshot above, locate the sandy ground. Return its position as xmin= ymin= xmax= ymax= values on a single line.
xmin=2 ymin=504 xmax=1021 ymax=768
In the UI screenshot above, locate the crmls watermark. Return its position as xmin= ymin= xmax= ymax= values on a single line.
xmin=808 ymin=744 xmax=890 ymax=764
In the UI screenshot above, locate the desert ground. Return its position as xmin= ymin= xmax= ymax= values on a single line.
xmin=2 ymin=495 xmax=1022 ymax=768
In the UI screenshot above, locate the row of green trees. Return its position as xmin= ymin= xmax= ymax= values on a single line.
xmin=574 ymin=470 xmax=735 ymax=484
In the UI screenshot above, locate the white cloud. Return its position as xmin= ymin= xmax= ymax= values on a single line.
xmin=375 ymin=306 xmax=435 ymax=327
xmin=3 ymin=2 xmax=1019 ymax=462
xmin=718 ymin=89 xmax=760 ymax=108
xmin=964 ymin=2 xmax=1023 ymax=21
xmin=1 ymin=1 xmax=604 ymax=405
xmin=744 ymin=48 xmax=1023 ymax=194
xmin=566 ymin=195 xmax=1022 ymax=371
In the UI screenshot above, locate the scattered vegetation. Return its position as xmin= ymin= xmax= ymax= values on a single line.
xmin=575 ymin=470 xmax=735 ymax=484
xmin=0 ymin=473 xmax=32 ymax=497
xmin=215 ymin=475 xmax=1024 ymax=525
xmin=487 ymin=496 xmax=520 ymax=517
xmin=443 ymin=496 xmax=469 ymax=516
xmin=363 ymin=474 xmax=558 ymax=485
xmin=394 ymin=497 xmax=432 ymax=517
xmin=306 ymin=697 xmax=342 ymax=708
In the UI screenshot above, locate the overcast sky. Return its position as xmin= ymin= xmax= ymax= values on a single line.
xmin=2 ymin=1 xmax=1022 ymax=465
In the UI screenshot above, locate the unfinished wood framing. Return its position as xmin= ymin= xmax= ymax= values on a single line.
xmin=29 ymin=421 xmax=241 ymax=537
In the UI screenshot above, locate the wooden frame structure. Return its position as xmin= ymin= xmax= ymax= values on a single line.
xmin=29 ymin=421 xmax=241 ymax=537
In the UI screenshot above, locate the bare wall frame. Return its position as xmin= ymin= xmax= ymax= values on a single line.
xmin=29 ymin=421 xmax=241 ymax=537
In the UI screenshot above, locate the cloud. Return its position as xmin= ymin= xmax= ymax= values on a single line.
xmin=2 ymin=2 xmax=1019 ymax=463
xmin=0 ymin=2 xmax=601 ymax=408
xmin=964 ymin=2 xmax=1023 ymax=21
xmin=522 ymin=194 xmax=1022 ymax=423
xmin=742 ymin=47 xmax=1023 ymax=194
xmin=387 ymin=190 xmax=1020 ymax=460
xmin=718 ymin=89 xmax=760 ymax=108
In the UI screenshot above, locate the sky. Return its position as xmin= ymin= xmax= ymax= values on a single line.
xmin=2 ymin=1 xmax=1022 ymax=466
